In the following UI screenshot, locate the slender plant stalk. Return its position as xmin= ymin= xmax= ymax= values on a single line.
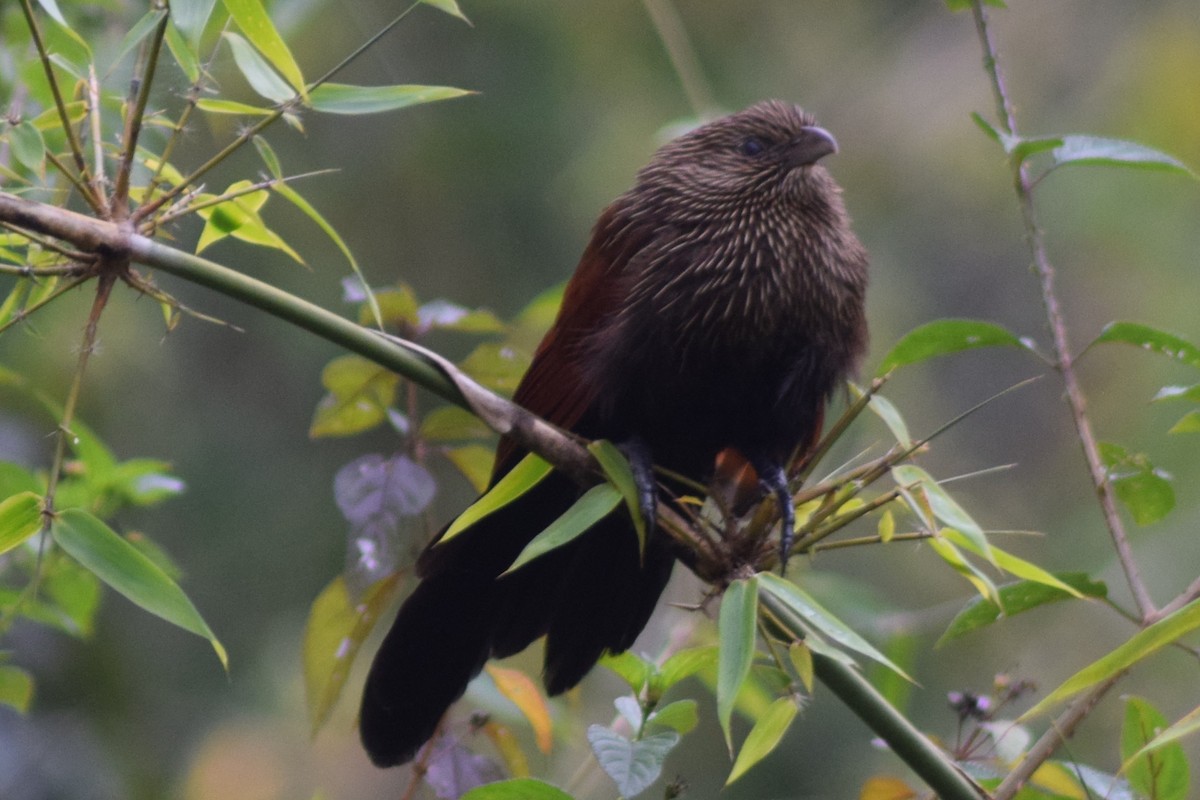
xmin=111 ymin=8 xmax=170 ymax=221
xmin=17 ymin=0 xmax=102 ymax=213
xmin=642 ymin=0 xmax=718 ymax=116
xmin=970 ymin=3 xmax=1155 ymax=623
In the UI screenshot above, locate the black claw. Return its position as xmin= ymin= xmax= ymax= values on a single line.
xmin=619 ymin=437 xmax=657 ymax=540
xmin=755 ymin=462 xmax=794 ymax=573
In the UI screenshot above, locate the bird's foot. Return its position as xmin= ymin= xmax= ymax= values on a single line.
xmin=618 ymin=437 xmax=657 ymax=544
xmin=755 ymin=462 xmax=794 ymax=573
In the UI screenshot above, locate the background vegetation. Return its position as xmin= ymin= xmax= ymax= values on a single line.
xmin=1 ymin=1 xmax=1199 ymax=798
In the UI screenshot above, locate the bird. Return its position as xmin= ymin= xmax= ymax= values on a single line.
xmin=359 ymin=100 xmax=869 ymax=767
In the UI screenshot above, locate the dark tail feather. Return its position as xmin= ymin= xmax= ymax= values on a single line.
xmin=359 ymin=572 xmax=495 ymax=767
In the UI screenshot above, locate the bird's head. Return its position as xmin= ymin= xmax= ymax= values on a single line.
xmin=630 ymin=100 xmax=843 ymax=220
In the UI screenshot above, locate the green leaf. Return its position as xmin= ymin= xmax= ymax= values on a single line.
xmin=196 ymin=98 xmax=275 ymax=116
xmin=718 ymin=577 xmax=759 ymax=750
xmin=601 ymin=651 xmax=653 ymax=693
xmin=726 ymin=695 xmax=800 ymax=785
xmin=588 ymin=440 xmax=646 ymax=556
xmin=1023 ymin=599 xmax=1200 ymax=721
xmin=440 ymin=453 xmax=552 ymax=544
xmin=221 ymin=0 xmax=307 ymax=98
xmin=34 ymin=0 xmax=68 ymax=25
xmin=418 ymin=300 xmax=505 ymax=334
xmin=460 ymin=779 xmax=573 ymax=800
xmin=757 ymin=572 xmax=912 ymax=680
xmin=944 ymin=0 xmax=1006 ymax=11
xmin=877 ymin=319 xmax=1027 ymax=375
xmin=51 ymin=509 xmax=227 ymax=669
xmin=937 ymin=573 xmax=1107 ymax=646
xmin=420 ymin=405 xmax=494 ymax=442
xmin=304 ymin=573 xmax=405 ymax=735
xmin=164 ymin=20 xmax=201 ymax=83
xmin=1124 ymin=704 xmax=1200 ymax=791
xmin=195 ymin=180 xmax=303 ymax=262
xmin=460 ymin=779 xmax=572 ymax=800
xmin=224 ymin=32 xmax=294 ymax=103
xmin=108 ymin=9 xmax=168 ymax=73
xmin=0 ymin=462 xmax=42 ymax=498
xmin=1154 ymin=383 xmax=1200 ymax=403
xmin=0 ymin=491 xmax=43 ymax=555
xmin=308 ymin=83 xmax=470 ymax=115
xmin=171 ymin=0 xmax=219 ymax=48
xmin=867 ymin=394 xmax=912 ymax=448
xmin=43 ymin=557 xmax=101 ymax=637
xmin=1049 ymin=136 xmax=1196 ymax=179
xmin=459 ymin=343 xmax=531 ymax=393
xmin=940 ymin=530 xmax=1081 ymax=597
xmin=1093 ymin=322 xmax=1200 ymax=368
xmin=359 ymin=285 xmax=419 ymax=328
xmin=927 ymin=536 xmax=1001 ymax=606
xmin=442 ymin=445 xmax=495 ymax=493
xmin=1169 ymin=411 xmax=1200 ymax=435
xmin=587 ymin=725 xmax=680 ymax=799
xmin=421 ymin=0 xmax=470 ymax=22
xmin=647 ymin=699 xmax=698 ymax=734
xmin=658 ymin=646 xmax=719 ymax=691
xmin=309 ymin=355 xmax=400 ymax=438
xmin=892 ymin=465 xmax=991 ymax=559
xmin=1122 ymin=696 xmax=1189 ymax=800
xmin=1099 ymin=442 xmax=1175 ymax=526
xmin=0 ymin=665 xmax=34 ymax=714
xmin=9 ymin=121 xmax=47 ymax=175
xmin=1 ymin=283 xmax=31 ymax=327
xmin=504 ymin=483 xmax=622 ymax=574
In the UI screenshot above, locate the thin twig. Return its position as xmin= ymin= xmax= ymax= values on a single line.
xmin=86 ymin=65 xmax=110 ymax=216
xmin=641 ymin=0 xmax=718 ymax=117
xmin=150 ymin=170 xmax=335 ymax=227
xmin=970 ymin=3 xmax=1155 ymax=622
xmin=17 ymin=0 xmax=101 ymax=212
xmin=112 ymin=7 xmax=171 ymax=221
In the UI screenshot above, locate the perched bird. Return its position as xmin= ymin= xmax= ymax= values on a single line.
xmin=360 ymin=100 xmax=869 ymax=767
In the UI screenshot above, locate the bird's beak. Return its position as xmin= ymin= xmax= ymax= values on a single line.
xmin=787 ymin=126 xmax=839 ymax=168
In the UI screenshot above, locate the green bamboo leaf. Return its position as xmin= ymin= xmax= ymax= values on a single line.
xmin=164 ymin=20 xmax=201 ymax=83
xmin=726 ymin=695 xmax=800 ymax=785
xmin=1023 ymin=599 xmax=1200 ymax=721
xmin=937 ymin=573 xmax=1107 ymax=646
xmin=877 ymin=319 xmax=1027 ymax=375
xmin=718 ymin=577 xmax=759 ymax=750
xmin=221 ymin=0 xmax=307 ymax=98
xmin=757 ymin=572 xmax=912 ymax=680
xmin=927 ymin=536 xmax=1001 ymax=607
xmin=440 ymin=453 xmax=553 ymax=544
xmin=1099 ymin=442 xmax=1175 ymax=526
xmin=34 ymin=0 xmax=67 ymax=25
xmin=51 ymin=509 xmax=227 ymax=668
xmin=647 ymin=699 xmax=699 ymax=734
xmin=1121 ymin=696 xmax=1189 ymax=800
xmin=108 ymin=9 xmax=168 ymax=73
xmin=1050 ymin=136 xmax=1196 ymax=179
xmin=1093 ymin=322 xmax=1200 ymax=368
xmin=939 ymin=530 xmax=1081 ymax=597
xmin=1154 ymin=383 xmax=1200 ymax=403
xmin=587 ymin=725 xmax=680 ymax=799
xmin=0 ymin=491 xmax=43 ymax=555
xmin=224 ymin=32 xmax=294 ymax=103
xmin=420 ymin=0 xmax=470 ymax=22
xmin=304 ymin=573 xmax=404 ymax=735
xmin=196 ymin=98 xmax=274 ymax=116
xmin=0 ymin=664 xmax=34 ymax=714
xmin=504 ymin=483 xmax=622 ymax=575
xmin=893 ymin=465 xmax=991 ymax=559
xmin=171 ymin=0 xmax=219 ymax=48
xmin=588 ymin=440 xmax=646 ymax=555
xmin=867 ymin=394 xmax=912 ymax=447
xmin=0 ymin=463 xmax=41 ymax=498
xmin=307 ymin=83 xmax=470 ymax=115
xmin=460 ymin=779 xmax=573 ymax=800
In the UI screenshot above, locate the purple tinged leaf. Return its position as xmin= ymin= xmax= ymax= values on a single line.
xmin=422 ymin=734 xmax=506 ymax=799
xmin=334 ymin=454 xmax=436 ymax=524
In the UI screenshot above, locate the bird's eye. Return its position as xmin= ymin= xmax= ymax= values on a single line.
xmin=738 ymin=136 xmax=768 ymax=157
